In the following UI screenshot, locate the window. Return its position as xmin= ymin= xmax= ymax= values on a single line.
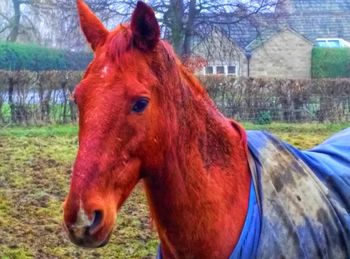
xmin=203 ymin=65 xmax=238 ymax=76
xmin=227 ymin=66 xmax=236 ymax=75
xmin=316 ymin=40 xmax=327 ymax=47
xmin=216 ymin=66 xmax=225 ymax=74
xmin=316 ymin=38 xmax=350 ymax=48
xmin=205 ymin=66 xmax=214 ymax=74
xmin=328 ymin=40 xmax=340 ymax=48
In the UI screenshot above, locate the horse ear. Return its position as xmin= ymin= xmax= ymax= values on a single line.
xmin=131 ymin=1 xmax=160 ymax=51
xmin=76 ymin=0 xmax=108 ymax=51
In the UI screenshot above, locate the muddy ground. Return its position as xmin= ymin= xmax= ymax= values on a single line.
xmin=0 ymin=124 xmax=347 ymax=258
xmin=0 ymin=134 xmax=157 ymax=258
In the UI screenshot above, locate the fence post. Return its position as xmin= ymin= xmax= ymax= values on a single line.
xmin=8 ymin=78 xmax=16 ymax=124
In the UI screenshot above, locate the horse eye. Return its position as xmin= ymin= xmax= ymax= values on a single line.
xmin=132 ymin=98 xmax=149 ymax=113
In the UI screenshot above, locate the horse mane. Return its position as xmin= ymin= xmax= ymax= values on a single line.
xmin=106 ymin=25 xmax=133 ymax=62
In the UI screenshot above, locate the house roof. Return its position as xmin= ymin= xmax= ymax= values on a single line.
xmin=199 ymin=0 xmax=350 ymax=52
xmin=193 ymin=15 xmax=270 ymax=51
xmin=286 ymin=13 xmax=350 ymax=43
xmin=286 ymin=0 xmax=350 ymax=13
xmin=220 ymin=18 xmax=274 ymax=51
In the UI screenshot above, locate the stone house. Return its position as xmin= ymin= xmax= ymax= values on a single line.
xmin=247 ymin=28 xmax=313 ymax=79
xmin=193 ymin=28 xmax=313 ymax=79
xmin=193 ymin=28 xmax=248 ymax=77
xmin=192 ymin=0 xmax=350 ymax=79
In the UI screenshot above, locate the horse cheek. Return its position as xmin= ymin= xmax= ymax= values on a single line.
xmin=114 ymin=159 xmax=142 ymax=210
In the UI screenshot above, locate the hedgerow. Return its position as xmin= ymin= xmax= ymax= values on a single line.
xmin=0 ymin=71 xmax=349 ymax=125
xmin=312 ymin=47 xmax=350 ymax=78
xmin=0 ymin=42 xmax=92 ymax=71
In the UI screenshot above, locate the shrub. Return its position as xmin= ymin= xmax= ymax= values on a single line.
xmin=0 ymin=72 xmax=350 ymax=125
xmin=312 ymin=47 xmax=350 ymax=78
xmin=254 ymin=111 xmax=272 ymax=125
xmin=0 ymin=42 xmax=92 ymax=71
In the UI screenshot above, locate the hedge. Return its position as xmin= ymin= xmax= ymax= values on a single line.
xmin=0 ymin=71 xmax=349 ymax=125
xmin=312 ymin=47 xmax=350 ymax=78
xmin=0 ymin=42 xmax=92 ymax=71
xmin=201 ymin=76 xmax=350 ymax=122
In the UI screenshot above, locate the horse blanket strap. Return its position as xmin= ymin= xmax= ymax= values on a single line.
xmin=229 ymin=180 xmax=261 ymax=259
xmin=247 ymin=128 xmax=350 ymax=259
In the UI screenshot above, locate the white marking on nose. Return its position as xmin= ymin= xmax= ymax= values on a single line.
xmin=75 ymin=207 xmax=93 ymax=228
xmin=71 ymin=201 xmax=93 ymax=238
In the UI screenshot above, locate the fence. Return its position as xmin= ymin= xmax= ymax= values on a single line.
xmin=0 ymin=70 xmax=81 ymax=125
xmin=0 ymin=70 xmax=349 ymax=125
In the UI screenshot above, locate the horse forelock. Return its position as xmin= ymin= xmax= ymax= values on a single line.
xmin=106 ymin=25 xmax=133 ymax=63
xmin=102 ymin=23 xmax=205 ymax=100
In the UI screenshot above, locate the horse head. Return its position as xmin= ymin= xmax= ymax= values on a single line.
xmin=63 ymin=0 xmax=176 ymax=247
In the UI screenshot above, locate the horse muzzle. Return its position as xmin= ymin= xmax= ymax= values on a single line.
xmin=63 ymin=204 xmax=115 ymax=248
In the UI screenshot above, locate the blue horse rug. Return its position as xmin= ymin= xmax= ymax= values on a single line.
xmin=246 ymin=127 xmax=350 ymax=258
xmin=157 ymin=128 xmax=350 ymax=258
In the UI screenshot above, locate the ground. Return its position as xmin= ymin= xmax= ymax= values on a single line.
xmin=0 ymin=123 xmax=349 ymax=258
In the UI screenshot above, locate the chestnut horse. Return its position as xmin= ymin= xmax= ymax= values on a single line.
xmin=63 ymin=1 xmax=350 ymax=258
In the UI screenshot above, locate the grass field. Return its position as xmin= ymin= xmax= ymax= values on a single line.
xmin=0 ymin=122 xmax=349 ymax=258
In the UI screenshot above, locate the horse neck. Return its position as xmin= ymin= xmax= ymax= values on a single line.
xmin=144 ymin=67 xmax=251 ymax=258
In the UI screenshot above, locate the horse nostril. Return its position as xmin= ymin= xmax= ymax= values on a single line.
xmin=88 ymin=210 xmax=103 ymax=235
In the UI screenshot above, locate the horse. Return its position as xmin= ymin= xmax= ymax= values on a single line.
xmin=63 ymin=1 xmax=350 ymax=258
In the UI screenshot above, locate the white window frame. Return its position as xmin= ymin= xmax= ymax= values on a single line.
xmin=316 ymin=38 xmax=350 ymax=48
xmin=204 ymin=66 xmax=215 ymax=75
xmin=227 ymin=65 xmax=237 ymax=76
xmin=202 ymin=64 xmax=238 ymax=76
xmin=216 ymin=65 xmax=226 ymax=75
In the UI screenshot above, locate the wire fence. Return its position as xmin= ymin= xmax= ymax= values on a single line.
xmin=216 ymin=95 xmax=350 ymax=123
xmin=0 ymin=71 xmax=349 ymax=125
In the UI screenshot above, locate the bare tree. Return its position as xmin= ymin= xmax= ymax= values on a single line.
xmin=0 ymin=0 xmax=56 ymax=42
xmin=52 ymin=0 xmax=285 ymax=55
xmin=0 ymin=0 xmax=285 ymax=54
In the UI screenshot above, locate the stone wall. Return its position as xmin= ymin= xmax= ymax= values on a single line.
xmin=249 ymin=29 xmax=313 ymax=79
xmin=193 ymin=28 xmax=313 ymax=79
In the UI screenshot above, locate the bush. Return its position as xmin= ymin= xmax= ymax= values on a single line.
xmin=0 ymin=70 xmax=82 ymax=125
xmin=254 ymin=111 xmax=272 ymax=125
xmin=0 ymin=42 xmax=92 ymax=71
xmin=199 ymin=76 xmax=350 ymax=122
xmin=0 ymin=72 xmax=350 ymax=125
xmin=312 ymin=47 xmax=350 ymax=78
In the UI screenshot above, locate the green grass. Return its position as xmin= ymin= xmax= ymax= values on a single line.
xmin=0 ymin=124 xmax=78 ymax=137
xmin=1 ymin=122 xmax=348 ymax=138
xmin=243 ymin=121 xmax=349 ymax=134
xmin=244 ymin=122 xmax=350 ymax=149
xmin=1 ymin=103 xmax=10 ymax=120
xmin=0 ymin=246 xmax=33 ymax=259
xmin=0 ymin=122 xmax=349 ymax=258
xmin=0 ymin=103 xmax=78 ymax=126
